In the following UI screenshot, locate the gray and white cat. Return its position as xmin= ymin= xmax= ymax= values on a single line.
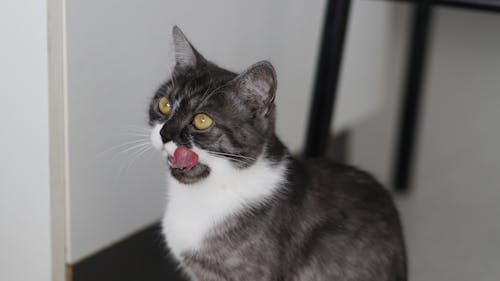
xmin=149 ymin=26 xmax=406 ymax=281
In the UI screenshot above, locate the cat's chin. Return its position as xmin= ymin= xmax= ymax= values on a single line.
xmin=169 ymin=163 xmax=211 ymax=185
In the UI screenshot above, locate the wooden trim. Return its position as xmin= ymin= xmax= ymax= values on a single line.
xmin=47 ymin=0 xmax=68 ymax=280
xmin=66 ymin=265 xmax=73 ymax=281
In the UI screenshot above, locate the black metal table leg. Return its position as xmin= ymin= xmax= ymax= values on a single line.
xmin=392 ymin=4 xmax=434 ymax=191
xmin=304 ymin=0 xmax=351 ymax=158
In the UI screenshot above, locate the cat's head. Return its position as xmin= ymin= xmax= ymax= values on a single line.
xmin=149 ymin=26 xmax=280 ymax=184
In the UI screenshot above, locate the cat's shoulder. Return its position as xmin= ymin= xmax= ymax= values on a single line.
xmin=288 ymin=158 xmax=393 ymax=207
xmin=299 ymin=158 xmax=380 ymax=186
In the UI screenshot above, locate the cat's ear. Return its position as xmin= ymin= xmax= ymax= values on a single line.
xmin=234 ymin=61 xmax=277 ymax=115
xmin=172 ymin=26 xmax=203 ymax=70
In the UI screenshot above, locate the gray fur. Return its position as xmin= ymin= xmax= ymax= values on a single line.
xmin=176 ymin=161 xmax=406 ymax=281
xmin=148 ymin=26 xmax=406 ymax=281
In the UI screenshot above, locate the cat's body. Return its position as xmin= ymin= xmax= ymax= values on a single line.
xmin=149 ymin=27 xmax=406 ymax=281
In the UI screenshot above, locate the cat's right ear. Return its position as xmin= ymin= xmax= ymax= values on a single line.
xmin=172 ymin=26 xmax=203 ymax=70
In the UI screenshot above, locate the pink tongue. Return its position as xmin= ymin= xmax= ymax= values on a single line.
xmin=172 ymin=146 xmax=199 ymax=169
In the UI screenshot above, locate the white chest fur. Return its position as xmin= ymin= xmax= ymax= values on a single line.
xmin=162 ymin=154 xmax=286 ymax=259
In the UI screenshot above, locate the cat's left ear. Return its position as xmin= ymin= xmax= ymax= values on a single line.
xmin=172 ymin=26 xmax=204 ymax=70
xmin=234 ymin=61 xmax=277 ymax=116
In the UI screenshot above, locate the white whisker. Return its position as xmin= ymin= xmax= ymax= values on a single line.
xmin=171 ymin=72 xmax=177 ymax=88
xmin=97 ymin=138 xmax=150 ymax=157
xmin=119 ymin=144 xmax=153 ymax=174
xmin=206 ymin=151 xmax=254 ymax=165
xmin=114 ymin=142 xmax=151 ymax=157
xmin=197 ymin=83 xmax=227 ymax=109
xmin=205 ymin=150 xmax=256 ymax=161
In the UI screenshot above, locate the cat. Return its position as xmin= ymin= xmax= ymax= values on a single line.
xmin=149 ymin=26 xmax=407 ymax=281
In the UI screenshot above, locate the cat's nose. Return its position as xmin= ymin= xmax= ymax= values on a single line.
xmin=160 ymin=125 xmax=191 ymax=146
xmin=159 ymin=126 xmax=172 ymax=143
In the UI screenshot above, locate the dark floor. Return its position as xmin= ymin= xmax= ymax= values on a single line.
xmin=71 ymin=223 xmax=187 ymax=281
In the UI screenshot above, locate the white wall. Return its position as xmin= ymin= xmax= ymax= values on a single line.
xmin=0 ymin=1 xmax=52 ymax=281
xmin=349 ymin=1 xmax=411 ymax=184
xmin=65 ymin=0 xmax=326 ymax=262
xmin=334 ymin=0 xmax=407 ymax=131
xmin=351 ymin=5 xmax=500 ymax=281
xmin=402 ymin=7 xmax=500 ymax=280
xmin=65 ymin=0 xmax=398 ymax=262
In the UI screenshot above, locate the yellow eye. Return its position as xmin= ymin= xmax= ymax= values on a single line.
xmin=193 ymin=113 xmax=213 ymax=130
xmin=158 ymin=97 xmax=171 ymax=115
